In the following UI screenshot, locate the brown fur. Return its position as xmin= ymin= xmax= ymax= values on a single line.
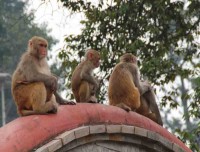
xmin=13 ymin=82 xmax=57 ymax=116
xmin=108 ymin=53 xmax=163 ymax=126
xmin=71 ymin=49 xmax=100 ymax=103
xmin=12 ymin=36 xmax=58 ymax=116
xmin=136 ymin=83 xmax=163 ymax=126
xmin=108 ymin=62 xmax=140 ymax=111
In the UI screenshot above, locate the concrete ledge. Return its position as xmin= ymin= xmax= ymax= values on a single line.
xmin=0 ymin=103 xmax=192 ymax=152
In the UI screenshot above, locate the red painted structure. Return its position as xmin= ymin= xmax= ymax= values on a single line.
xmin=0 ymin=103 xmax=192 ymax=152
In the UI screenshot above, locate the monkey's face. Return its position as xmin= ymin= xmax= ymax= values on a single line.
xmin=38 ymin=41 xmax=48 ymax=59
xmin=29 ymin=37 xmax=48 ymax=59
xmin=37 ymin=41 xmax=47 ymax=59
xmin=91 ymin=53 xmax=100 ymax=68
xmin=87 ymin=51 xmax=100 ymax=68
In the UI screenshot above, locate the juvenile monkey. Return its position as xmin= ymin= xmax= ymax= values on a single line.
xmin=71 ymin=49 xmax=100 ymax=103
xmin=12 ymin=36 xmax=75 ymax=116
xmin=108 ymin=53 xmax=163 ymax=126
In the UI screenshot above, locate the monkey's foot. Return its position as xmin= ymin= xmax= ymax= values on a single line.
xmin=123 ymin=106 xmax=131 ymax=112
xmin=58 ymin=99 xmax=76 ymax=105
xmin=88 ymin=96 xmax=98 ymax=103
xmin=65 ymin=100 xmax=76 ymax=105
xmin=119 ymin=104 xmax=131 ymax=112
xmin=48 ymin=107 xmax=58 ymax=114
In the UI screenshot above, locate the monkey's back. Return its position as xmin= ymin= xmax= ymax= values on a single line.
xmin=71 ymin=62 xmax=83 ymax=90
xmin=11 ymin=53 xmax=27 ymax=94
xmin=108 ymin=63 xmax=140 ymax=109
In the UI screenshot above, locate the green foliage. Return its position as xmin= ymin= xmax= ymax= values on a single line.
xmin=59 ymin=0 xmax=199 ymax=149
xmin=189 ymin=77 xmax=200 ymax=118
xmin=176 ymin=122 xmax=200 ymax=151
xmin=0 ymin=0 xmax=57 ymax=74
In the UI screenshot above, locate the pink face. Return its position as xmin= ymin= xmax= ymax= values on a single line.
xmin=131 ymin=56 xmax=137 ymax=64
xmin=94 ymin=56 xmax=100 ymax=67
xmin=38 ymin=43 xmax=48 ymax=58
xmin=88 ymin=52 xmax=100 ymax=68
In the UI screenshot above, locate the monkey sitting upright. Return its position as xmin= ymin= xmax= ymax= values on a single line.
xmin=71 ymin=49 xmax=100 ymax=103
xmin=108 ymin=53 xmax=163 ymax=126
xmin=12 ymin=36 xmax=75 ymax=116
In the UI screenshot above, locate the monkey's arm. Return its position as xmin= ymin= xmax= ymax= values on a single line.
xmin=80 ymin=65 xmax=98 ymax=87
xmin=22 ymin=56 xmax=57 ymax=90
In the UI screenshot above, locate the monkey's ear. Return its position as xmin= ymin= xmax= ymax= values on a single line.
xmin=29 ymin=40 xmax=33 ymax=47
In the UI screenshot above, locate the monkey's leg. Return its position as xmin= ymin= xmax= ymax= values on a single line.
xmin=46 ymin=94 xmax=58 ymax=114
xmin=21 ymin=82 xmax=57 ymax=116
xmin=12 ymin=83 xmax=36 ymax=116
xmin=136 ymin=96 xmax=150 ymax=115
xmin=33 ymin=83 xmax=58 ymax=114
xmin=72 ymin=90 xmax=80 ymax=103
xmin=13 ymin=84 xmax=32 ymax=116
xmin=88 ymin=84 xmax=98 ymax=103
xmin=78 ymin=81 xmax=90 ymax=103
xmin=136 ymin=96 xmax=161 ymax=124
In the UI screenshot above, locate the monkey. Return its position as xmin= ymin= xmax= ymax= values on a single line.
xmin=108 ymin=53 xmax=147 ymax=111
xmin=71 ymin=49 xmax=100 ymax=103
xmin=136 ymin=81 xmax=163 ymax=126
xmin=11 ymin=36 xmax=75 ymax=116
xmin=108 ymin=53 xmax=163 ymax=126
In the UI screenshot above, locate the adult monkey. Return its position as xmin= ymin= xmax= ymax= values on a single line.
xmin=71 ymin=49 xmax=100 ymax=103
xmin=12 ymin=36 xmax=75 ymax=116
xmin=108 ymin=53 xmax=163 ymax=126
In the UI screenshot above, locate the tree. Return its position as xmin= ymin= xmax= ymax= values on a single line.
xmin=0 ymin=0 xmax=57 ymax=125
xmin=0 ymin=0 xmax=57 ymax=73
xmin=57 ymin=0 xmax=200 ymax=150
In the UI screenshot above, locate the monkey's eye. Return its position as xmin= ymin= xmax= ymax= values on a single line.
xmin=39 ymin=44 xmax=47 ymax=48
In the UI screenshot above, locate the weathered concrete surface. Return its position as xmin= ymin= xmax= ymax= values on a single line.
xmin=0 ymin=103 xmax=192 ymax=152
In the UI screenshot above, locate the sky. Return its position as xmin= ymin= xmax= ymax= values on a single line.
xmin=26 ymin=0 xmax=84 ymax=51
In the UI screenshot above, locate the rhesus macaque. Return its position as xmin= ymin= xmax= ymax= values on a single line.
xmin=71 ymin=49 xmax=100 ymax=103
xmin=108 ymin=53 xmax=163 ymax=126
xmin=136 ymin=81 xmax=163 ymax=126
xmin=11 ymin=36 xmax=75 ymax=116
